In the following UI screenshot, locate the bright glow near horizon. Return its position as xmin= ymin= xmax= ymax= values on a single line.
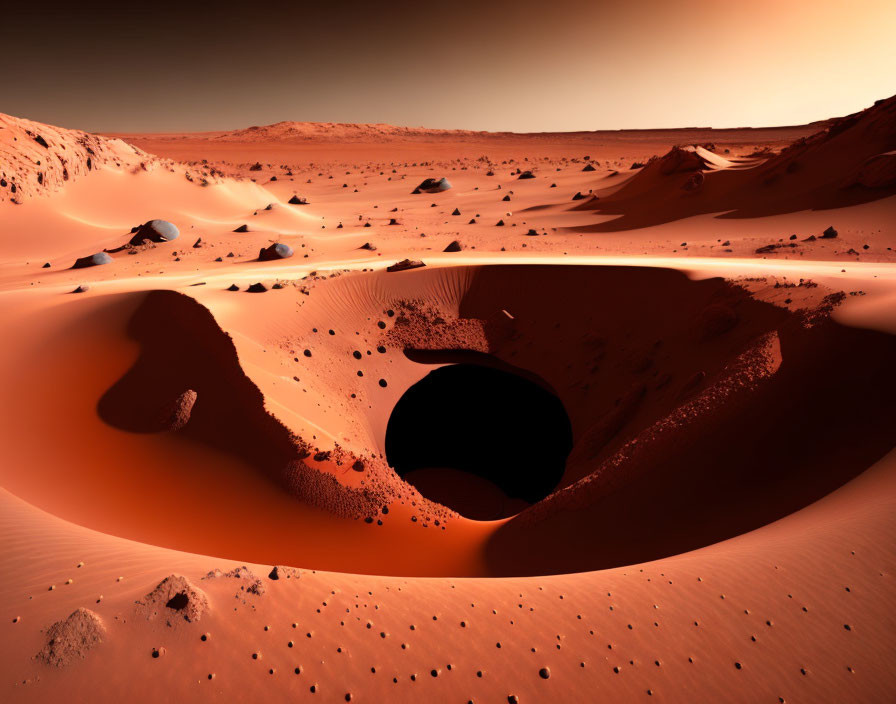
xmin=1 ymin=0 xmax=893 ymax=133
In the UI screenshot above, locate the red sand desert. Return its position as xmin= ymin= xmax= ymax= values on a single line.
xmin=3 ymin=79 xmax=896 ymax=704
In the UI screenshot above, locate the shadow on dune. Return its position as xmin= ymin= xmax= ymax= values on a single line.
xmin=97 ymin=290 xmax=304 ymax=486
xmin=385 ymin=265 xmax=896 ymax=574
xmin=484 ymin=314 xmax=896 ymax=576
xmin=97 ymin=290 xmax=399 ymax=528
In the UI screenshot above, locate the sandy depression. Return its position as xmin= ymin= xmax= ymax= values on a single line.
xmin=1 ymin=95 xmax=895 ymax=702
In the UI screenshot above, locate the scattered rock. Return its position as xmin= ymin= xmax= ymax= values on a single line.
xmin=821 ymin=226 xmax=838 ymax=239
xmin=233 ymin=224 xmax=249 ymax=233
xmin=227 ymin=284 xmax=239 ymax=291
xmin=72 ymin=252 xmax=112 ymax=269
xmin=518 ymin=170 xmax=535 ymax=179
xmin=204 ymin=566 xmax=265 ymax=595
xmin=72 ymin=284 xmax=89 ymax=294
xmin=412 ymin=177 xmax=451 ymax=194
xmin=755 ymin=242 xmax=797 ymax=254
xmin=258 ymin=243 xmax=294 ymax=261
xmin=443 ymin=240 xmax=463 ymax=252
xmin=288 ymin=195 xmax=309 ymax=205
xmin=268 ymin=566 xmax=301 ymax=581
xmin=386 ymin=259 xmax=425 ymax=273
xmin=247 ymin=282 xmax=267 ymax=293
xmin=359 ymin=242 xmax=377 ymax=251
xmin=130 ymin=219 xmax=179 ymax=245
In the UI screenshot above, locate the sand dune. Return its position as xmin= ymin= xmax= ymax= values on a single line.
xmin=575 ymin=95 xmax=896 ymax=229
xmin=2 ymin=100 xmax=895 ymax=702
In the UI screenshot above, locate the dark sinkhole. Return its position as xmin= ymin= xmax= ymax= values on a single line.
xmin=385 ymin=363 xmax=573 ymax=519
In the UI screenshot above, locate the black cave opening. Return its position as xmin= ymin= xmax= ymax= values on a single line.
xmin=385 ymin=363 xmax=573 ymax=519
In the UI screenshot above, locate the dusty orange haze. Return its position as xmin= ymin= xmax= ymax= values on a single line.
xmin=1 ymin=0 xmax=894 ymax=133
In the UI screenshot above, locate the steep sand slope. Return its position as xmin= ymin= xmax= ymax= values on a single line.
xmin=574 ymin=95 xmax=896 ymax=229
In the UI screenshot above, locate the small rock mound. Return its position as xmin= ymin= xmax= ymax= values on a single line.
xmin=359 ymin=242 xmax=377 ymax=251
xmin=130 ymin=219 xmax=179 ymax=245
xmin=258 ymin=243 xmax=294 ymax=261
xmin=268 ymin=565 xmax=302 ymax=581
xmin=387 ymin=259 xmax=426 ymax=272
xmin=288 ymin=195 xmax=309 ymax=205
xmin=72 ymin=252 xmax=112 ymax=269
xmin=157 ymin=389 xmax=197 ymax=431
xmin=205 ymin=566 xmax=265 ymax=595
xmin=247 ymin=282 xmax=267 ymax=293
xmin=518 ymin=170 xmax=535 ymax=179
xmin=138 ymin=575 xmax=208 ymax=624
xmin=443 ymin=240 xmax=463 ymax=252
xmin=37 ymin=608 xmax=105 ymax=667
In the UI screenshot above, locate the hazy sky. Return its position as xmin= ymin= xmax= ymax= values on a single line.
xmin=2 ymin=0 xmax=894 ymax=133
